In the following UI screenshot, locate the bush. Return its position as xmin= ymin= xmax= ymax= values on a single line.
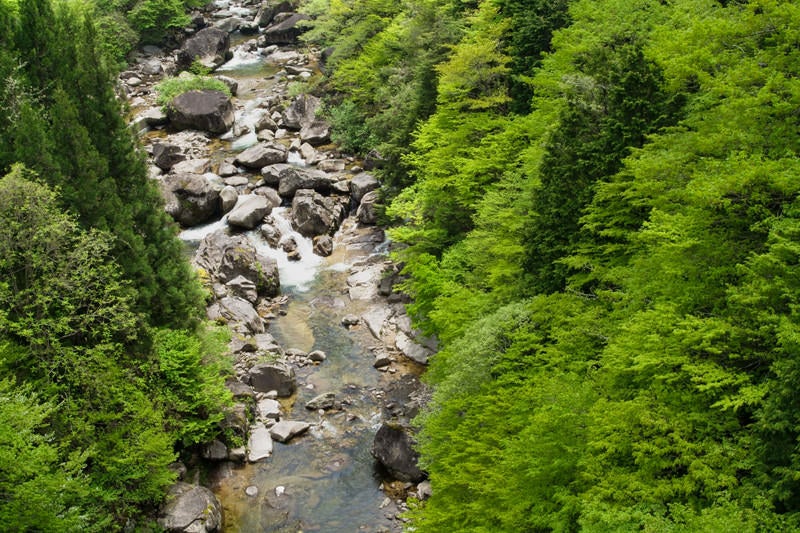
xmin=154 ymin=74 xmax=231 ymax=108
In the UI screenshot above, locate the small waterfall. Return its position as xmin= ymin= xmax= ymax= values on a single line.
xmin=248 ymin=206 xmax=323 ymax=292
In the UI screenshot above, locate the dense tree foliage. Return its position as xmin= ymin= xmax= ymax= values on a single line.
xmin=308 ymin=0 xmax=800 ymax=529
xmin=0 ymin=1 xmax=231 ymax=529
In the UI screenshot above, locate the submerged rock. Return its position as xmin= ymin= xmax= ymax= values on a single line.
xmin=372 ymin=423 xmax=426 ymax=483
xmin=270 ymin=420 xmax=310 ymax=443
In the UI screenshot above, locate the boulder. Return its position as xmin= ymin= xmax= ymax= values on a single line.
xmin=167 ymin=90 xmax=234 ymax=134
xmin=317 ymin=159 xmax=345 ymax=173
xmin=277 ymin=166 xmax=331 ymax=197
xmin=152 ymin=142 xmax=186 ymax=171
xmin=132 ymin=107 xmax=168 ymax=133
xmin=253 ymin=186 xmax=282 ymax=208
xmin=312 ymin=235 xmax=333 ymax=257
xmin=213 ymin=296 xmax=265 ymax=334
xmin=218 ymin=160 xmax=239 ymax=177
xmin=349 ymin=173 xmax=379 ymax=204
xmin=307 ymin=350 xmax=327 ymax=362
xmin=194 ymin=231 xmax=280 ymax=297
xmin=356 ymin=190 xmax=379 ymax=225
xmin=291 ymin=189 xmax=347 ymax=238
xmin=247 ymin=423 xmax=273 ymax=462
xmin=177 ymin=27 xmax=231 ymax=71
xmin=300 ymin=120 xmax=330 ymax=145
xmin=227 ymin=194 xmax=272 ymax=229
xmin=270 ymin=420 xmax=310 ymax=443
xmin=219 ymin=185 xmax=238 ymax=213
xmin=299 ymin=143 xmax=320 ymax=165
xmin=248 ymin=362 xmax=296 ymax=397
xmin=371 ymin=423 xmax=426 ymax=482
xmin=214 ymin=75 xmax=238 ymax=96
xmin=235 ymin=142 xmax=288 ymax=169
xmin=158 ymin=482 xmax=222 ymax=533
xmin=306 ymin=392 xmax=335 ymax=411
xmin=202 ymin=440 xmax=228 ymax=461
xmin=396 ymin=330 xmax=433 ymax=365
xmin=260 ymin=223 xmax=282 ymax=247
xmin=255 ymin=114 xmax=278 ymax=132
xmin=282 ymin=94 xmax=320 ymax=131
xmin=161 ymin=173 xmax=221 ymax=227
xmin=225 ymin=275 xmax=258 ymax=303
xmin=172 ymin=158 xmax=211 ymax=175
xmin=214 ymin=16 xmax=243 ymax=34
xmin=256 ymin=0 xmax=293 ymax=26
xmin=261 ymin=13 xmax=311 ymax=45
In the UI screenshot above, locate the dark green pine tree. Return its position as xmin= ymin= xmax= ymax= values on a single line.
xmin=523 ymin=40 xmax=682 ymax=294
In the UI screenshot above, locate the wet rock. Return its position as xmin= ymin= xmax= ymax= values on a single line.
xmin=280 ymin=236 xmax=298 ymax=255
xmin=305 ymin=392 xmax=335 ymax=411
xmin=245 ymin=485 xmax=259 ymax=497
xmin=299 ymin=143 xmax=320 ymax=165
xmin=255 ymin=114 xmax=278 ymax=132
xmin=158 ymin=482 xmax=222 ymax=533
xmin=373 ymin=353 xmax=391 ymax=368
xmin=177 ymin=27 xmax=231 ymax=71
xmin=229 ymin=446 xmax=247 ymax=462
xmin=202 ymin=439 xmax=228 ymax=461
xmin=227 ymin=194 xmax=272 ymax=229
xmin=270 ymin=420 xmax=310 ymax=443
xmin=167 ymin=90 xmax=234 ymax=134
xmin=291 ymin=189 xmax=346 ymax=238
xmin=220 ymin=185 xmax=238 ymax=213
xmin=342 ymin=314 xmax=360 ymax=327
xmin=235 ymin=142 xmax=288 ymax=169
xmin=362 ymin=308 xmax=389 ymax=339
xmin=357 ymin=190 xmax=379 ymax=225
xmin=260 ymin=223 xmax=282 ymax=247
xmin=313 ymin=235 xmax=334 ymax=257
xmin=161 ymin=173 xmax=221 ymax=227
xmin=225 ymin=379 xmax=255 ymax=400
xmin=248 ymin=362 xmax=296 ymax=397
xmin=349 ymin=173 xmax=379 ymax=204
xmin=153 ymin=142 xmax=186 ymax=170
xmin=254 ymin=332 xmax=283 ymax=353
xmin=372 ymin=423 xmax=426 ymax=483
xmin=307 ymin=350 xmax=327 ymax=362
xmin=261 ymin=12 xmax=311 ymax=45
xmin=195 ymin=231 xmax=280 ymax=297
xmin=247 ymin=423 xmax=273 ymax=462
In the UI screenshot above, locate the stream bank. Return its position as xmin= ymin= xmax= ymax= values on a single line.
xmin=121 ymin=3 xmax=433 ymax=531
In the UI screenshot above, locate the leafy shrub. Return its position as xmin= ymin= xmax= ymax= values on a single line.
xmin=154 ymin=74 xmax=231 ymax=108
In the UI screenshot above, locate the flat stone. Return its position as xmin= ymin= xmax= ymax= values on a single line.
xmin=256 ymin=398 xmax=282 ymax=420
xmin=247 ymin=423 xmax=273 ymax=462
xmin=305 ymin=392 xmax=335 ymax=411
xmin=270 ymin=420 xmax=310 ymax=443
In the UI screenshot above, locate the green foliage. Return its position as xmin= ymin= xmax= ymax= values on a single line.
xmin=155 ymin=74 xmax=232 ymax=108
xmin=127 ymin=0 xmax=190 ymax=44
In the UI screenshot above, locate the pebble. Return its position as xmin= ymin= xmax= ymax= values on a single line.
xmin=275 ymin=485 xmax=285 ymax=497
xmin=245 ymin=485 xmax=258 ymax=497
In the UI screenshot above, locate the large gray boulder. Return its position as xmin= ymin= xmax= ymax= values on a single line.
xmin=227 ymin=195 xmax=272 ymax=229
xmin=261 ymin=164 xmax=332 ymax=197
xmin=177 ymin=27 xmax=231 ymax=71
xmin=161 ymin=173 xmax=221 ymax=227
xmin=291 ymin=189 xmax=347 ymax=238
xmin=300 ymin=120 xmax=330 ymax=146
xmin=235 ymin=142 xmax=288 ymax=169
xmin=349 ymin=173 xmax=379 ymax=204
xmin=194 ymin=231 xmax=280 ymax=297
xmin=158 ymin=482 xmax=222 ymax=533
xmin=356 ymin=190 xmax=379 ymax=225
xmin=167 ymin=90 xmax=234 ymax=134
xmin=261 ymin=13 xmax=311 ymax=45
xmin=210 ymin=296 xmax=265 ymax=334
xmin=371 ymin=423 xmax=426 ymax=483
xmin=248 ymin=362 xmax=296 ymax=397
xmin=256 ymin=1 xmax=293 ymax=27
xmin=282 ymin=94 xmax=320 ymax=131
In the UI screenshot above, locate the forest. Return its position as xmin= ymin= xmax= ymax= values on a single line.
xmin=2 ymin=0 xmax=800 ymax=530
xmin=0 ymin=0 xmax=231 ymax=529
xmin=299 ymin=0 xmax=800 ymax=530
